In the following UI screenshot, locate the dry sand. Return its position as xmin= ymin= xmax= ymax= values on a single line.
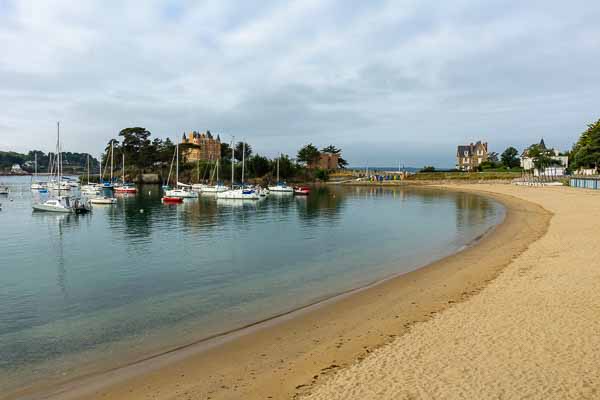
xmin=9 ymin=184 xmax=580 ymax=400
xmin=304 ymin=185 xmax=600 ymax=400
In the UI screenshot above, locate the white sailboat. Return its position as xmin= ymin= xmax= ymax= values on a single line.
xmin=81 ymin=154 xmax=100 ymax=195
xmin=33 ymin=122 xmax=74 ymax=213
xmin=200 ymin=159 xmax=228 ymax=193
xmin=268 ymin=155 xmax=293 ymax=193
xmin=114 ymin=153 xmax=137 ymax=193
xmin=165 ymin=141 xmax=198 ymax=198
xmin=217 ymin=140 xmax=259 ymax=200
xmin=30 ymin=153 xmax=47 ymax=190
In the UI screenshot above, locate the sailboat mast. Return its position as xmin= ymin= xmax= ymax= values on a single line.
xmin=277 ymin=155 xmax=280 ymax=182
xmin=99 ymin=153 xmax=102 ymax=182
xmin=122 ymin=152 xmax=125 ymax=184
xmin=176 ymin=141 xmax=179 ymax=185
xmin=231 ymin=138 xmax=235 ymax=189
xmin=241 ymin=141 xmax=245 ymax=186
xmin=110 ymin=140 xmax=114 ymax=183
xmin=87 ymin=154 xmax=90 ymax=184
xmin=57 ymin=121 xmax=61 ymax=197
xmin=34 ymin=153 xmax=37 ymax=178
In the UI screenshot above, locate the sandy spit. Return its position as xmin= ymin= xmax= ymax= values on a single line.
xmin=304 ymin=185 xmax=600 ymax=400
xmin=7 ymin=185 xmax=550 ymax=400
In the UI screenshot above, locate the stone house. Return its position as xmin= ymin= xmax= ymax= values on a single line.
xmin=309 ymin=153 xmax=340 ymax=170
xmin=181 ymin=131 xmax=221 ymax=162
xmin=456 ymin=141 xmax=488 ymax=171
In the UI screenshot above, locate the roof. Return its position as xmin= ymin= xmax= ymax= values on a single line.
xmin=457 ymin=145 xmax=472 ymax=156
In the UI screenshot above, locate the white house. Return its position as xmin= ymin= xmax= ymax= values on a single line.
xmin=520 ymin=138 xmax=568 ymax=171
xmin=11 ymin=164 xmax=23 ymax=174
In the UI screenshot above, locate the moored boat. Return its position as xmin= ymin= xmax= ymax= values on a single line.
xmin=32 ymin=196 xmax=73 ymax=213
xmin=268 ymin=157 xmax=293 ymax=193
xmin=89 ymin=197 xmax=116 ymax=205
xmin=294 ymin=186 xmax=311 ymax=196
xmin=114 ymin=153 xmax=137 ymax=194
xmin=161 ymin=196 xmax=184 ymax=203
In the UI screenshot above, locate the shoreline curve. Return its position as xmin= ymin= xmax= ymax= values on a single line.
xmin=5 ymin=186 xmax=551 ymax=400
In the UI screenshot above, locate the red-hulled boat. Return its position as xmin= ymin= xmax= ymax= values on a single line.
xmin=114 ymin=185 xmax=137 ymax=194
xmin=294 ymin=186 xmax=311 ymax=196
xmin=161 ymin=196 xmax=184 ymax=203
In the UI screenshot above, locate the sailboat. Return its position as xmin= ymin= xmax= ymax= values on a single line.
xmin=164 ymin=141 xmax=197 ymax=200
xmin=81 ymin=154 xmax=100 ymax=195
xmin=47 ymin=150 xmax=71 ymax=192
xmin=268 ymin=155 xmax=293 ymax=193
xmin=114 ymin=153 xmax=137 ymax=193
xmin=33 ymin=122 xmax=90 ymax=213
xmin=30 ymin=153 xmax=47 ymax=191
xmin=200 ymin=159 xmax=228 ymax=194
xmin=101 ymin=141 xmax=115 ymax=189
xmin=216 ymin=141 xmax=259 ymax=200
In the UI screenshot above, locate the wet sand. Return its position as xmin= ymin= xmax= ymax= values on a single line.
xmin=7 ymin=185 xmax=551 ymax=400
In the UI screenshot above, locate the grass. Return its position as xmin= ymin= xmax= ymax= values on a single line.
xmin=406 ymin=171 xmax=522 ymax=181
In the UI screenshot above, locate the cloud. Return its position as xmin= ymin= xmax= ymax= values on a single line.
xmin=0 ymin=0 xmax=599 ymax=167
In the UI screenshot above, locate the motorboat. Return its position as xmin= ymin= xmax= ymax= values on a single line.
xmin=0 ymin=185 xmax=8 ymax=195
xmin=89 ymin=196 xmax=116 ymax=205
xmin=294 ymin=186 xmax=311 ymax=196
xmin=32 ymin=196 xmax=72 ymax=213
xmin=115 ymin=184 xmax=137 ymax=194
xmin=161 ymin=196 xmax=184 ymax=204
xmin=165 ymin=188 xmax=198 ymax=198
xmin=81 ymin=184 xmax=100 ymax=195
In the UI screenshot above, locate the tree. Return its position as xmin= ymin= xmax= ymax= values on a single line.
xmin=527 ymin=144 xmax=555 ymax=170
xmin=220 ymin=142 xmax=232 ymax=162
xmin=118 ymin=127 xmax=153 ymax=169
xmin=571 ymin=119 xmax=600 ymax=170
xmin=234 ymin=141 xmax=252 ymax=162
xmin=501 ymin=147 xmax=520 ymax=168
xmin=272 ymin=154 xmax=296 ymax=179
xmin=247 ymin=154 xmax=271 ymax=178
xmin=488 ymin=152 xmax=499 ymax=163
xmin=420 ymin=166 xmax=435 ymax=172
xmin=321 ymin=145 xmax=341 ymax=154
xmin=297 ymin=144 xmax=320 ymax=166
xmin=315 ymin=168 xmax=329 ymax=181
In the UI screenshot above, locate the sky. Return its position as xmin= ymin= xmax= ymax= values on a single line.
xmin=0 ymin=0 xmax=599 ymax=167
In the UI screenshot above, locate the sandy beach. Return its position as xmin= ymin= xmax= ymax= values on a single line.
xmin=11 ymin=184 xmax=593 ymax=400
xmin=304 ymin=184 xmax=600 ymax=399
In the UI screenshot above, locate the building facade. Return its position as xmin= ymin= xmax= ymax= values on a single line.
xmin=520 ymin=138 xmax=568 ymax=171
xmin=456 ymin=141 xmax=488 ymax=171
xmin=181 ymin=131 xmax=221 ymax=162
xmin=309 ymin=153 xmax=340 ymax=170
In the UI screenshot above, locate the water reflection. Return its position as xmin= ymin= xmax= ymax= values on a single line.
xmin=1 ymin=178 xmax=505 ymax=393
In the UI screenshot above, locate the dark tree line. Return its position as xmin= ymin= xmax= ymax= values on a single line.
xmin=0 ymin=150 xmax=99 ymax=172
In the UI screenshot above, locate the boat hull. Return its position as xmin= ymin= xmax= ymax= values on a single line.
xmin=32 ymin=204 xmax=72 ymax=213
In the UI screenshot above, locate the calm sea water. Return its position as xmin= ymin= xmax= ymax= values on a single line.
xmin=0 ymin=176 xmax=504 ymax=392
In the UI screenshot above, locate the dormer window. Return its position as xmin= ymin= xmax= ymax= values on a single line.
xmin=464 ymin=151 xmax=469 ymax=157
